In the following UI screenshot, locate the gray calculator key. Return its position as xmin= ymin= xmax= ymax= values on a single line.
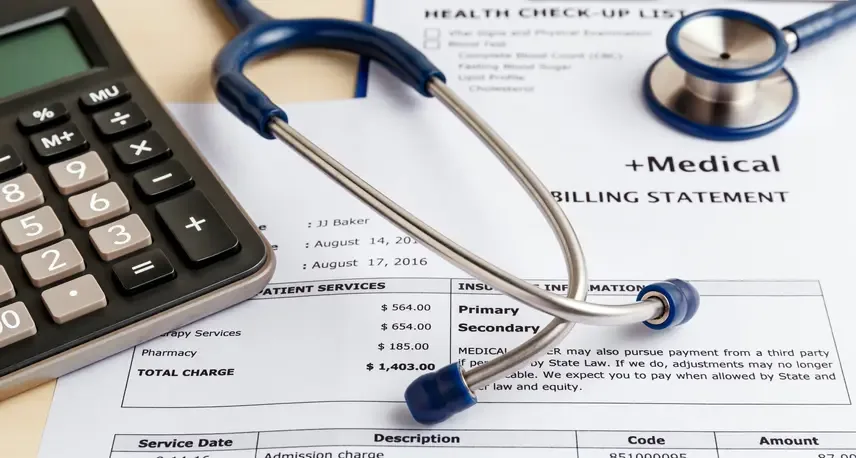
xmin=48 ymin=151 xmax=109 ymax=195
xmin=89 ymin=214 xmax=152 ymax=261
xmin=21 ymin=239 xmax=85 ymax=287
xmin=0 ymin=173 xmax=44 ymax=219
xmin=1 ymin=206 xmax=64 ymax=253
xmin=0 ymin=302 xmax=36 ymax=349
xmin=68 ymin=181 xmax=130 ymax=228
xmin=0 ymin=266 xmax=15 ymax=301
xmin=41 ymin=274 xmax=107 ymax=324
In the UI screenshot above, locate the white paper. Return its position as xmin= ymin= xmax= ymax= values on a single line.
xmin=36 ymin=1 xmax=856 ymax=457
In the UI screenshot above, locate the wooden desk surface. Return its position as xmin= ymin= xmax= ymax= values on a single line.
xmin=0 ymin=1 xmax=364 ymax=456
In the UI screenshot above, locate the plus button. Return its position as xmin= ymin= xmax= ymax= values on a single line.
xmin=185 ymin=216 xmax=207 ymax=232
xmin=625 ymin=160 xmax=644 ymax=171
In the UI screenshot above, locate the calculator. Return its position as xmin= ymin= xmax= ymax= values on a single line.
xmin=0 ymin=0 xmax=275 ymax=400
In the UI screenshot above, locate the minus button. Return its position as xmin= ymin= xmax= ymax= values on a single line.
xmin=132 ymin=160 xmax=193 ymax=201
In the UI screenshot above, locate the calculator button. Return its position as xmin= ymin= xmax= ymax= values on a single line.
xmin=0 ymin=266 xmax=15 ymax=302
xmin=79 ymin=82 xmax=130 ymax=111
xmin=92 ymin=102 xmax=150 ymax=138
xmin=155 ymin=190 xmax=239 ymax=265
xmin=30 ymin=123 xmax=89 ymax=161
xmin=133 ymin=160 xmax=193 ymax=201
xmin=0 ymin=145 xmax=25 ymax=180
xmin=41 ymin=274 xmax=106 ymax=324
xmin=48 ymin=151 xmax=109 ymax=195
xmin=1 ymin=206 xmax=64 ymax=253
xmin=68 ymin=182 xmax=130 ymax=228
xmin=113 ymin=131 xmax=171 ymax=170
xmin=0 ymin=302 xmax=36 ymax=349
xmin=112 ymin=249 xmax=176 ymax=294
xmin=21 ymin=239 xmax=85 ymax=287
xmin=18 ymin=102 xmax=69 ymax=132
xmin=0 ymin=174 xmax=44 ymax=219
xmin=89 ymin=214 xmax=152 ymax=261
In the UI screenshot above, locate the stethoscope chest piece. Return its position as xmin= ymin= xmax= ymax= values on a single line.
xmin=644 ymin=9 xmax=798 ymax=141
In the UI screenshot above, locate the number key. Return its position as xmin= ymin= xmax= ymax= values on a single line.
xmin=0 ymin=302 xmax=36 ymax=350
xmin=21 ymin=239 xmax=85 ymax=287
xmin=1 ymin=206 xmax=64 ymax=253
xmin=89 ymin=214 xmax=152 ymax=261
xmin=0 ymin=173 xmax=44 ymax=219
xmin=68 ymin=182 xmax=130 ymax=228
xmin=48 ymin=151 xmax=109 ymax=195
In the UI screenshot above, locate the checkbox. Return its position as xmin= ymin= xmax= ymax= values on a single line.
xmin=424 ymin=39 xmax=440 ymax=50
xmin=424 ymin=28 xmax=441 ymax=39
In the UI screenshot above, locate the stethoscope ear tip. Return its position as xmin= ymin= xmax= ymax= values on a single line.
xmin=639 ymin=279 xmax=700 ymax=330
xmin=404 ymin=362 xmax=477 ymax=425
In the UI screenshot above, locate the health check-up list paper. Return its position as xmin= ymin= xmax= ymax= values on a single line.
xmin=36 ymin=1 xmax=856 ymax=457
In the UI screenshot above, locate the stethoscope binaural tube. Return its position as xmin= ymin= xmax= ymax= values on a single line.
xmin=214 ymin=0 xmax=701 ymax=426
xmin=644 ymin=0 xmax=856 ymax=141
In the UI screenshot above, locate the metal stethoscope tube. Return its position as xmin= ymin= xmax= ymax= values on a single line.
xmin=213 ymin=0 xmax=700 ymax=426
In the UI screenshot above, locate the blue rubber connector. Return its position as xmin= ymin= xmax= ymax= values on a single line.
xmin=784 ymin=0 xmax=856 ymax=52
xmin=404 ymin=362 xmax=477 ymax=425
xmin=637 ymin=279 xmax=700 ymax=330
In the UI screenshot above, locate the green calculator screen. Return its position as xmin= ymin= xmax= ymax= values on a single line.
xmin=0 ymin=21 xmax=92 ymax=99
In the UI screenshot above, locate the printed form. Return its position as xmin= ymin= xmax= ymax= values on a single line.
xmin=36 ymin=2 xmax=856 ymax=458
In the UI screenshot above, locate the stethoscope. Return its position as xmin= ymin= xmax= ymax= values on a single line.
xmin=645 ymin=0 xmax=856 ymax=141
xmin=212 ymin=0 xmax=700 ymax=425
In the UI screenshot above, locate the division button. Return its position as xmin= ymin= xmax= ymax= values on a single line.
xmin=2 ymin=206 xmax=64 ymax=253
xmin=0 ymin=302 xmax=36 ymax=349
xmin=92 ymin=102 xmax=149 ymax=138
xmin=29 ymin=123 xmax=89 ymax=161
xmin=133 ymin=160 xmax=193 ymax=201
xmin=112 ymin=249 xmax=175 ymax=294
xmin=112 ymin=131 xmax=171 ymax=170
xmin=48 ymin=151 xmax=110 ymax=195
xmin=18 ymin=102 xmax=69 ymax=132
xmin=155 ymin=190 xmax=239 ymax=265
xmin=41 ymin=274 xmax=107 ymax=324
xmin=89 ymin=213 xmax=152 ymax=261
xmin=79 ymin=82 xmax=130 ymax=111
xmin=21 ymin=239 xmax=85 ymax=288
xmin=68 ymin=181 xmax=130 ymax=228
xmin=0 ymin=145 xmax=25 ymax=180
xmin=0 ymin=173 xmax=44 ymax=219
xmin=0 ymin=266 xmax=15 ymax=302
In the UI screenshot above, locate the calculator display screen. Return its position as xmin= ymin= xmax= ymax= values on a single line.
xmin=0 ymin=21 xmax=92 ymax=99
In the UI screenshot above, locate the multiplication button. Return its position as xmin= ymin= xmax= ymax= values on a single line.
xmin=113 ymin=131 xmax=171 ymax=170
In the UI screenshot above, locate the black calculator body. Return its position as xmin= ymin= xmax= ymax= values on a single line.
xmin=0 ymin=0 xmax=275 ymax=400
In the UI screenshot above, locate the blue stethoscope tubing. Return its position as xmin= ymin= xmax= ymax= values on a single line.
xmin=644 ymin=0 xmax=856 ymax=141
xmin=212 ymin=0 xmax=701 ymax=425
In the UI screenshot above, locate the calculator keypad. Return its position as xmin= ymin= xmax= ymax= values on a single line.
xmin=89 ymin=214 xmax=152 ymax=261
xmin=0 ymin=302 xmax=36 ymax=350
xmin=0 ymin=173 xmax=44 ymax=219
xmin=0 ymin=76 xmax=264 ymax=387
xmin=2 ymin=206 xmax=64 ymax=253
xmin=41 ymin=274 xmax=107 ymax=324
xmin=21 ymin=239 xmax=86 ymax=287
xmin=68 ymin=181 xmax=130 ymax=227
xmin=48 ymin=151 xmax=109 ymax=195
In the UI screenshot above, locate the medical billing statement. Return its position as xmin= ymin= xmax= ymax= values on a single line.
xmin=37 ymin=2 xmax=856 ymax=457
